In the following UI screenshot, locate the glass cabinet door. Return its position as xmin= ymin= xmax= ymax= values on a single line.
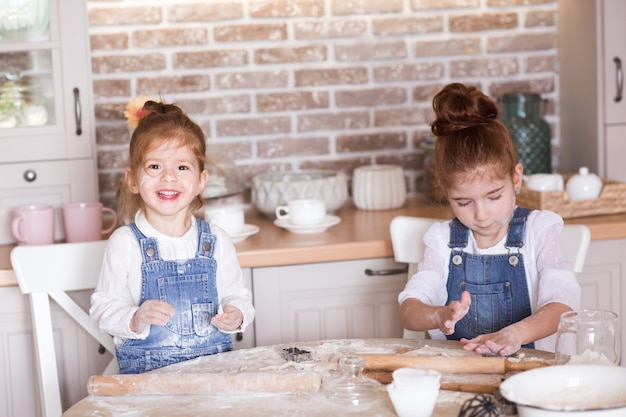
xmin=0 ymin=49 xmax=55 ymax=129
xmin=0 ymin=0 xmax=53 ymax=130
xmin=0 ymin=0 xmax=91 ymax=164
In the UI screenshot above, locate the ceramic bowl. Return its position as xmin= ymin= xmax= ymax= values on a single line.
xmin=251 ymin=170 xmax=349 ymax=217
xmin=499 ymin=365 xmax=626 ymax=417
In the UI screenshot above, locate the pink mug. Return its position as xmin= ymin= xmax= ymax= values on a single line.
xmin=62 ymin=202 xmax=118 ymax=243
xmin=11 ymin=204 xmax=55 ymax=245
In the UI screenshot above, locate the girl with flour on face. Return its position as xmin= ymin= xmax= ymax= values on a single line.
xmin=90 ymin=101 xmax=254 ymax=374
xmin=398 ymin=83 xmax=580 ymax=356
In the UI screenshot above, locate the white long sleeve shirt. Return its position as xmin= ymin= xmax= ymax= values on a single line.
xmin=90 ymin=211 xmax=255 ymax=345
xmin=398 ymin=209 xmax=581 ymax=351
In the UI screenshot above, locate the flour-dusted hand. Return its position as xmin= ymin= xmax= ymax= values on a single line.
xmin=211 ymin=305 xmax=243 ymax=332
xmin=440 ymin=290 xmax=471 ymax=335
xmin=130 ymin=300 xmax=175 ymax=333
xmin=460 ymin=326 xmax=524 ymax=356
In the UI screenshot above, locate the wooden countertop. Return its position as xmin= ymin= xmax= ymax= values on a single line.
xmin=4 ymin=197 xmax=626 ymax=287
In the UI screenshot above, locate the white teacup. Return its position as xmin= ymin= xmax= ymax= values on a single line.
xmin=205 ymin=205 xmax=245 ymax=235
xmin=275 ymin=199 xmax=326 ymax=225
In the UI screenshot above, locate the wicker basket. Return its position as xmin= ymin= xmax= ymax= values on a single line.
xmin=516 ymin=175 xmax=626 ymax=219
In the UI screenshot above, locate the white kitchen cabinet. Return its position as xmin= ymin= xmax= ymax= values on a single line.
xmin=0 ymin=286 xmax=112 ymax=417
xmin=0 ymin=0 xmax=98 ymax=244
xmin=558 ymin=0 xmax=626 ymax=181
xmin=252 ymin=257 xmax=407 ymax=346
xmin=576 ymin=239 xmax=626 ymax=364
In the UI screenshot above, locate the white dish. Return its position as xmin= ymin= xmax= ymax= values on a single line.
xmin=274 ymin=215 xmax=341 ymax=234
xmin=228 ymin=224 xmax=260 ymax=243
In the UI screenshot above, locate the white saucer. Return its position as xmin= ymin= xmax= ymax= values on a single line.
xmin=274 ymin=215 xmax=341 ymax=234
xmin=228 ymin=224 xmax=260 ymax=243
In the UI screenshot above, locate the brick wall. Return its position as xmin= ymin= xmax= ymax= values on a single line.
xmin=87 ymin=0 xmax=559 ymax=208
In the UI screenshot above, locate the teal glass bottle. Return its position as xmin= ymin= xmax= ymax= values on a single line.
xmin=499 ymin=93 xmax=552 ymax=174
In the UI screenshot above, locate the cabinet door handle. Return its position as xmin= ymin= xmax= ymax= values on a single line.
xmin=614 ymin=57 xmax=623 ymax=103
xmin=73 ymin=87 xmax=83 ymax=135
xmin=364 ymin=266 xmax=408 ymax=276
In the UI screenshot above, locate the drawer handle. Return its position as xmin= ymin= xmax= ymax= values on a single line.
xmin=73 ymin=87 xmax=83 ymax=135
xmin=614 ymin=57 xmax=623 ymax=103
xmin=364 ymin=266 xmax=408 ymax=276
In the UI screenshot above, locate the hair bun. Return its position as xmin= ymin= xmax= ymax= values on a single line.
xmin=431 ymin=83 xmax=499 ymax=136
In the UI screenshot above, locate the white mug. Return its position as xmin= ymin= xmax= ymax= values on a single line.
xmin=205 ymin=205 xmax=245 ymax=235
xmin=275 ymin=199 xmax=326 ymax=225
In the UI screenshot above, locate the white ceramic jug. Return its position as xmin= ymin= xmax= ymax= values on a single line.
xmin=352 ymin=165 xmax=406 ymax=211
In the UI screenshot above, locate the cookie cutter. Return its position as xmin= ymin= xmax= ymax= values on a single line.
xmin=282 ymin=347 xmax=312 ymax=362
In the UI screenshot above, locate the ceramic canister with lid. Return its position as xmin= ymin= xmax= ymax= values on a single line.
xmin=566 ymin=167 xmax=603 ymax=201
xmin=352 ymin=165 xmax=407 ymax=211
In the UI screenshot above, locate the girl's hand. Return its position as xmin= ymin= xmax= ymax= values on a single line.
xmin=130 ymin=300 xmax=175 ymax=333
xmin=460 ymin=326 xmax=523 ymax=357
xmin=440 ymin=290 xmax=471 ymax=335
xmin=211 ymin=305 xmax=243 ymax=332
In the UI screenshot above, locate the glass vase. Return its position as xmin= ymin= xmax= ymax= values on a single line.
xmin=499 ymin=93 xmax=552 ymax=175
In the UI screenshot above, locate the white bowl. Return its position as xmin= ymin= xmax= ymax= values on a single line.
xmin=499 ymin=365 xmax=626 ymax=417
xmin=251 ymin=170 xmax=349 ymax=217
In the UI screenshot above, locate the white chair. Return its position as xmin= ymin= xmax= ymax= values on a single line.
xmin=390 ymin=216 xmax=591 ymax=338
xmin=390 ymin=216 xmax=438 ymax=338
xmin=10 ymin=241 xmax=117 ymax=417
xmin=559 ymin=224 xmax=590 ymax=274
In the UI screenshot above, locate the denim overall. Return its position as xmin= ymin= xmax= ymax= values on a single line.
xmin=445 ymin=207 xmax=535 ymax=349
xmin=116 ymin=217 xmax=233 ymax=374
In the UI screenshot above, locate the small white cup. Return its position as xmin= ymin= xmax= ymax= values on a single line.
xmin=275 ymin=199 xmax=326 ymax=225
xmin=392 ymin=368 xmax=442 ymax=391
xmin=205 ymin=205 xmax=245 ymax=235
xmin=387 ymin=384 xmax=440 ymax=417
xmin=388 ymin=368 xmax=441 ymax=417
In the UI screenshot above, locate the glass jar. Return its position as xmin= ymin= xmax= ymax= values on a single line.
xmin=499 ymin=93 xmax=552 ymax=175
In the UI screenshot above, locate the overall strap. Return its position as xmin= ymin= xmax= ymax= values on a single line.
xmin=196 ymin=217 xmax=217 ymax=259
xmin=505 ymin=207 xmax=533 ymax=249
xmin=128 ymin=222 xmax=161 ymax=263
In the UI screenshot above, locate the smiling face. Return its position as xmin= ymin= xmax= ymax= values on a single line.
xmin=446 ymin=163 xmax=523 ymax=248
xmin=126 ymin=138 xmax=208 ymax=236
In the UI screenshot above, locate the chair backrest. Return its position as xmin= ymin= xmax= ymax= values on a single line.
xmin=10 ymin=240 xmax=117 ymax=417
xmin=560 ymin=224 xmax=591 ymax=274
xmin=390 ymin=216 xmax=438 ymax=339
xmin=389 ymin=216 xmax=437 ymax=277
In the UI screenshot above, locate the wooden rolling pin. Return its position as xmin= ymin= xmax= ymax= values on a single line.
xmin=364 ymin=370 xmax=504 ymax=394
xmin=359 ymin=354 xmax=549 ymax=374
xmin=87 ymin=371 xmax=321 ymax=396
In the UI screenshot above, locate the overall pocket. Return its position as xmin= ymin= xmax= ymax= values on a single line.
xmin=459 ymin=281 xmax=513 ymax=334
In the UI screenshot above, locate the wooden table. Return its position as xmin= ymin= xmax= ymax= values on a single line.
xmin=62 ymin=338 xmax=553 ymax=417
